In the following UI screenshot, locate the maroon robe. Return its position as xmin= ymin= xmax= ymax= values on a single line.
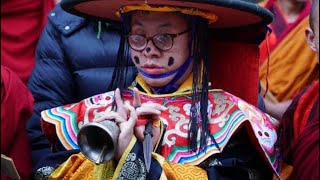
xmin=280 ymin=80 xmax=319 ymax=179
xmin=1 ymin=0 xmax=55 ymax=84
xmin=1 ymin=66 xmax=34 ymax=179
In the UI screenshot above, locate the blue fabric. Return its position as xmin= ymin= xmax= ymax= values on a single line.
xmin=27 ymin=3 xmax=137 ymax=168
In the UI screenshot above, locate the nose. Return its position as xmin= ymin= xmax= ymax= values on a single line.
xmin=142 ymin=40 xmax=161 ymax=58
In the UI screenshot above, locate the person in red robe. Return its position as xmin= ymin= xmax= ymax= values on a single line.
xmin=1 ymin=66 xmax=34 ymax=179
xmin=280 ymin=0 xmax=319 ymax=179
xmin=259 ymin=0 xmax=319 ymax=120
xmin=1 ymin=0 xmax=55 ymax=84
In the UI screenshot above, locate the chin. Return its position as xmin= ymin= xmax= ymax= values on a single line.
xmin=144 ymin=77 xmax=173 ymax=87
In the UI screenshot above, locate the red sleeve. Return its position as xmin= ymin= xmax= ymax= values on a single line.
xmin=1 ymin=66 xmax=34 ymax=179
xmin=290 ymin=116 xmax=319 ymax=180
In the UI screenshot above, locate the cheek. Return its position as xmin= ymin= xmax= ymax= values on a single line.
xmin=169 ymin=38 xmax=190 ymax=64
xmin=131 ymin=52 xmax=140 ymax=65
xmin=134 ymin=56 xmax=140 ymax=64
xmin=168 ymin=57 xmax=174 ymax=66
xmin=166 ymin=49 xmax=189 ymax=68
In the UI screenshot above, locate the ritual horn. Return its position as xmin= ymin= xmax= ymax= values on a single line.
xmin=77 ymin=120 xmax=120 ymax=164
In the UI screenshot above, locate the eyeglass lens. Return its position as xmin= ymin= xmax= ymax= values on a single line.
xmin=128 ymin=34 xmax=173 ymax=51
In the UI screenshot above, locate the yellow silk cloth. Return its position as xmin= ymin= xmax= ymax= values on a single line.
xmin=161 ymin=160 xmax=207 ymax=179
xmin=49 ymin=152 xmax=208 ymax=180
xmin=49 ymin=153 xmax=115 ymax=180
xmin=259 ymin=17 xmax=319 ymax=102
xmin=151 ymin=153 xmax=208 ymax=180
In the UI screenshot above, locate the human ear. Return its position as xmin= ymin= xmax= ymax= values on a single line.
xmin=305 ymin=27 xmax=317 ymax=52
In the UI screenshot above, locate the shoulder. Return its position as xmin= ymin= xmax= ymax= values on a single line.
xmin=209 ymin=90 xmax=280 ymax=175
xmin=46 ymin=3 xmax=86 ymax=36
xmin=209 ymin=90 xmax=278 ymax=126
xmin=41 ymin=90 xmax=118 ymax=150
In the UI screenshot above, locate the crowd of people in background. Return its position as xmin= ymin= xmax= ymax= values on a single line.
xmin=259 ymin=0 xmax=318 ymax=120
xmin=1 ymin=0 xmax=318 ymax=179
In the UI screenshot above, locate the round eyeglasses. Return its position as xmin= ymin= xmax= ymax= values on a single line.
xmin=127 ymin=29 xmax=190 ymax=51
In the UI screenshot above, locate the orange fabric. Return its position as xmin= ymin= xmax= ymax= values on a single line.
xmin=259 ymin=29 xmax=277 ymax=64
xmin=272 ymin=162 xmax=293 ymax=180
xmin=259 ymin=17 xmax=319 ymax=102
xmin=49 ymin=153 xmax=95 ymax=180
xmin=162 ymin=161 xmax=207 ymax=179
xmin=50 ymin=152 xmax=208 ymax=180
xmin=259 ymin=0 xmax=312 ymax=59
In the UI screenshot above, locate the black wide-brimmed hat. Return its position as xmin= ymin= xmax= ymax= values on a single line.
xmin=61 ymin=0 xmax=273 ymax=28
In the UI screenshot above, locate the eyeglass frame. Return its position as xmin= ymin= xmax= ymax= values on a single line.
xmin=127 ymin=29 xmax=191 ymax=51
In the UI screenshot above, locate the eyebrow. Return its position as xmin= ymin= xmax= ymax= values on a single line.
xmin=132 ymin=19 xmax=143 ymax=26
xmin=158 ymin=22 xmax=172 ymax=28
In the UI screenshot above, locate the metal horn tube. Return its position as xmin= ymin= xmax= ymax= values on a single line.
xmin=77 ymin=120 xmax=120 ymax=164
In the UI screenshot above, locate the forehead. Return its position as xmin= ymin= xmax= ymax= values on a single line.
xmin=130 ymin=11 xmax=188 ymax=28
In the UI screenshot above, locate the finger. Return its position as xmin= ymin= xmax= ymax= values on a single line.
xmin=135 ymin=103 xmax=167 ymax=116
xmin=141 ymin=103 xmax=167 ymax=111
xmin=112 ymin=113 xmax=128 ymax=123
xmin=133 ymin=87 xmax=141 ymax=108
xmin=114 ymin=88 xmax=127 ymax=119
xmin=125 ymin=104 xmax=138 ymax=127
xmin=115 ymin=88 xmax=124 ymax=108
xmin=136 ymin=108 xmax=161 ymax=116
xmin=94 ymin=111 xmax=126 ymax=123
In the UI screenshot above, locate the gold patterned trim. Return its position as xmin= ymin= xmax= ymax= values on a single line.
xmin=153 ymin=120 xmax=165 ymax=151
xmin=132 ymin=73 xmax=191 ymax=94
xmin=130 ymin=74 xmax=222 ymax=96
xmin=112 ymin=136 xmax=137 ymax=180
xmin=93 ymin=161 xmax=115 ymax=179
xmin=117 ymin=4 xmax=218 ymax=24
xmin=152 ymin=153 xmax=168 ymax=179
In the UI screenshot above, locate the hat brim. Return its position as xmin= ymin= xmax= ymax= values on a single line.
xmin=61 ymin=0 xmax=273 ymax=28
